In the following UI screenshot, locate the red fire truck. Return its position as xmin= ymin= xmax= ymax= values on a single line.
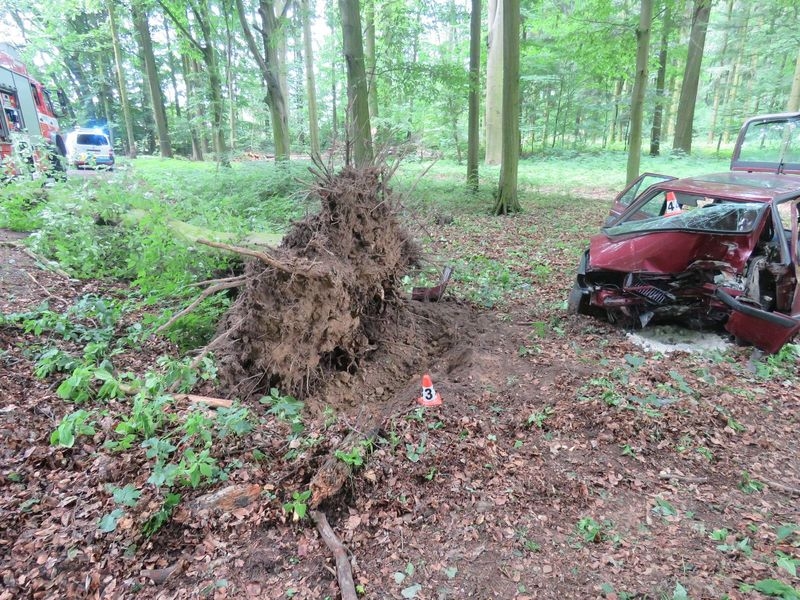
xmin=0 ymin=43 xmax=66 ymax=179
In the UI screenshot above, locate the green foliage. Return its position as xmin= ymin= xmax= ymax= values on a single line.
xmin=50 ymin=409 xmax=96 ymax=448
xmin=526 ymin=406 xmax=554 ymax=428
xmin=260 ymin=388 xmax=304 ymax=435
xmin=576 ymin=517 xmax=605 ymax=543
xmin=283 ymin=489 xmax=312 ymax=521
xmin=740 ymin=579 xmax=800 ymax=599
xmin=0 ymin=180 xmax=48 ymax=230
xmin=142 ymin=493 xmax=182 ymax=538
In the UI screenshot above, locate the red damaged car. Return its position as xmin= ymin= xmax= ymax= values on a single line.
xmin=569 ymin=112 xmax=800 ymax=353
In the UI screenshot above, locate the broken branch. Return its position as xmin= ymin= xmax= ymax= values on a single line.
xmin=310 ymin=510 xmax=357 ymax=600
xmin=176 ymin=394 xmax=234 ymax=409
xmin=156 ymin=278 xmax=246 ymax=334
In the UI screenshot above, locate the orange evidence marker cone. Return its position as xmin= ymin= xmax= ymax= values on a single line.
xmin=417 ymin=374 xmax=442 ymax=406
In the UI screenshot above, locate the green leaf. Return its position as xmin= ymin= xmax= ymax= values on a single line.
xmin=753 ymin=579 xmax=800 ymax=599
xmin=110 ymin=484 xmax=141 ymax=507
xmin=672 ymin=582 xmax=689 ymax=600
xmin=98 ymin=508 xmax=125 ymax=533
xmin=401 ymin=584 xmax=421 ymax=599
xmin=444 ymin=566 xmax=458 ymax=579
xmin=777 ymin=555 xmax=798 ymax=578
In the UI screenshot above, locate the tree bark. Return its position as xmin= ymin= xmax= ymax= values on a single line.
xmin=235 ymin=0 xmax=291 ymax=160
xmin=133 ymin=1 xmax=173 ymax=157
xmin=485 ymin=0 xmax=503 ymax=165
xmin=626 ymin=0 xmax=652 ymax=184
xmin=339 ymin=0 xmax=374 ymax=166
xmin=364 ymin=0 xmax=378 ymax=120
xmin=493 ymin=0 xmax=520 ymax=215
xmin=107 ymin=0 xmax=137 ymax=157
xmin=302 ymin=0 xmax=321 ymax=155
xmin=466 ymin=0 xmax=481 ymax=191
xmin=649 ymin=3 xmax=670 ymax=157
xmin=671 ymin=0 xmax=711 ymax=154
xmin=788 ymin=48 xmax=800 ymax=112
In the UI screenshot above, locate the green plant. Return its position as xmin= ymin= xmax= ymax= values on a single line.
xmin=335 ymin=446 xmax=365 ymax=467
xmin=142 ymin=493 xmax=182 ymax=537
xmin=180 ymin=448 xmax=217 ymax=488
xmin=526 ymin=406 xmax=554 ymax=428
xmin=739 ymin=471 xmax=764 ymax=494
xmin=576 ymin=517 xmax=604 ymax=543
xmin=283 ymin=489 xmax=312 ymax=521
xmin=740 ymin=579 xmax=800 ymax=599
xmin=260 ymin=388 xmax=304 ymax=434
xmin=405 ymin=436 xmax=427 ymax=463
xmin=50 ymin=410 xmax=96 ymax=448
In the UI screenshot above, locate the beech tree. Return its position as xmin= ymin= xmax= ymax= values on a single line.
xmin=339 ymin=0 xmax=373 ymax=166
xmin=235 ymin=0 xmax=291 ymax=160
xmin=672 ymin=0 xmax=712 ymax=154
xmin=493 ymin=0 xmax=520 ymax=215
xmin=484 ymin=0 xmax=503 ymax=165
xmin=466 ymin=0 xmax=480 ymax=190
xmin=133 ymin=1 xmax=172 ymax=157
xmin=626 ymin=0 xmax=652 ymax=183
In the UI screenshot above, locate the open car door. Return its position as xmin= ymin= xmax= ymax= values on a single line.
xmin=606 ymin=173 xmax=675 ymax=225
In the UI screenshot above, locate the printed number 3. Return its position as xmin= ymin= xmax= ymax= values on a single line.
xmin=423 ymin=388 xmax=434 ymax=401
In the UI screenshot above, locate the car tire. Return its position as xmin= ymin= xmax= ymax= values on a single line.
xmin=568 ymin=282 xmax=589 ymax=315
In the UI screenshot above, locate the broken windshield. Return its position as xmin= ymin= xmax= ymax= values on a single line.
xmin=604 ymin=192 xmax=766 ymax=237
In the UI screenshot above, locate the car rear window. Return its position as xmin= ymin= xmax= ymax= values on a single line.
xmin=76 ymin=134 xmax=108 ymax=146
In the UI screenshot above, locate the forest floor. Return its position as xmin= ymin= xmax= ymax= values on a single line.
xmin=1 ymin=176 xmax=799 ymax=600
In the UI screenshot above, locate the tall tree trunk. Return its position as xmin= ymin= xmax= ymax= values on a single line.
xmin=163 ymin=22 xmax=181 ymax=118
xmin=339 ymin=0 xmax=373 ymax=166
xmin=609 ymin=77 xmax=624 ymax=145
xmin=133 ymin=1 xmax=172 ymax=157
xmin=484 ymin=0 xmax=503 ymax=164
xmin=493 ymin=0 xmax=520 ymax=215
xmin=364 ymin=0 xmax=378 ymax=120
xmin=707 ymin=0 xmax=733 ymax=144
xmin=649 ymin=3 xmax=670 ymax=157
xmin=787 ymin=48 xmax=800 ymax=112
xmin=108 ymin=0 xmax=136 ymax=157
xmin=225 ymin=8 xmax=237 ymax=152
xmin=235 ymin=0 xmax=291 ymax=160
xmin=302 ymin=0 xmax=320 ymax=155
xmin=627 ymin=0 xmax=652 ymax=184
xmin=672 ymin=0 xmax=711 ymax=154
xmin=466 ymin=0 xmax=481 ymax=191
xmin=182 ymin=53 xmax=203 ymax=160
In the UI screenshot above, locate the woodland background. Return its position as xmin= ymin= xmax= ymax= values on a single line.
xmin=2 ymin=0 xmax=799 ymax=167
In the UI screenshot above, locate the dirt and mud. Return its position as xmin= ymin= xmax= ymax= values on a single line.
xmin=1 ymin=169 xmax=799 ymax=600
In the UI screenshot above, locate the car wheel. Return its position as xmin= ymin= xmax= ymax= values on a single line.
xmin=568 ymin=282 xmax=589 ymax=315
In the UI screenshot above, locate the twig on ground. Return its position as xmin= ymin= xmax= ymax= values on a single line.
xmin=176 ymin=394 xmax=233 ymax=409
xmin=759 ymin=478 xmax=800 ymax=496
xmin=658 ymin=472 xmax=709 ymax=484
xmin=24 ymin=271 xmax=70 ymax=306
xmin=310 ymin=510 xmax=357 ymax=600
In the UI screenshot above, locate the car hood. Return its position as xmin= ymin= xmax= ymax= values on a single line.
xmin=588 ymin=231 xmax=758 ymax=274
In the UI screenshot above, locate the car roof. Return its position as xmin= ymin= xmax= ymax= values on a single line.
xmin=656 ymin=171 xmax=800 ymax=203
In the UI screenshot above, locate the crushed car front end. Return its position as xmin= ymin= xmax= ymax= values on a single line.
xmin=570 ymin=177 xmax=800 ymax=352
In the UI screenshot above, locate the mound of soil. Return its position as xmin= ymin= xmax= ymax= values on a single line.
xmin=213 ymin=166 xmax=422 ymax=400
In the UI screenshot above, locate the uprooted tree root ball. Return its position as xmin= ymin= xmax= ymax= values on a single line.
xmin=209 ymin=165 xmax=422 ymax=400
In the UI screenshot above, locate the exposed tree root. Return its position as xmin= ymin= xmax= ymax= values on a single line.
xmin=157 ymin=276 xmax=248 ymax=334
xmin=310 ymin=510 xmax=357 ymax=600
